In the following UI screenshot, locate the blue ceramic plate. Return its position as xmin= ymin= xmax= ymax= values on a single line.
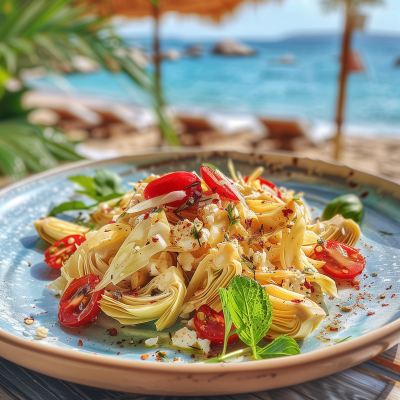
xmin=1 ymin=150 xmax=400 ymax=395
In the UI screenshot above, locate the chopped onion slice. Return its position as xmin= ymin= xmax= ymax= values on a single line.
xmin=215 ymin=170 xmax=248 ymax=209
xmin=126 ymin=190 xmax=187 ymax=214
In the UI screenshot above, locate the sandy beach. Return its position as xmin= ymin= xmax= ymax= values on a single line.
xmin=1 ymin=90 xmax=397 ymax=189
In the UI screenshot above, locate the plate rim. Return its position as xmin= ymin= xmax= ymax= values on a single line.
xmin=1 ymin=149 xmax=400 ymax=393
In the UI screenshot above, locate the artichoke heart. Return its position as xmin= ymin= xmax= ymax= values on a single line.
xmin=34 ymin=217 xmax=90 ymax=245
xmin=91 ymin=192 xmax=133 ymax=226
xmin=99 ymin=266 xmax=186 ymax=330
xmin=308 ymin=215 xmax=360 ymax=247
xmin=182 ymin=242 xmax=242 ymax=313
xmin=264 ymin=285 xmax=326 ymax=340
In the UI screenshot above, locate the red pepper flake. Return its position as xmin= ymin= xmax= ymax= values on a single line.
xmin=367 ymin=312 xmax=375 ymax=315
xmin=122 ymin=207 xmax=126 ymax=210
xmin=139 ymin=339 xmax=144 ymax=343
xmin=152 ymin=237 xmax=159 ymax=243
xmin=351 ymin=279 xmax=360 ymax=286
xmin=107 ymin=328 xmax=118 ymax=336
xmin=304 ymin=279 xmax=311 ymax=289
xmin=231 ymin=234 xmax=245 ymax=242
xmin=245 ymin=219 xmax=253 ymax=229
xmin=382 ymin=304 xmax=389 ymax=307
xmin=78 ymin=340 xmax=83 ymax=346
xmin=282 ymin=209 xmax=294 ymax=217
xmin=310 ymin=286 xmax=315 ymax=293
xmin=150 ymin=301 xmax=157 ymax=304
xmin=108 ymin=220 xmax=116 ymax=224
xmin=221 ymin=227 xmax=226 ymax=233
xmin=117 ymin=352 xmax=121 ymax=355
xmin=386 ymin=285 xmax=392 ymax=290
xmin=360 ymin=192 xmax=369 ymax=199
xmin=106 ymin=208 xmax=111 ymax=213
xmin=117 ymin=341 xmax=122 ymax=344
xmin=354 ymin=285 xmax=360 ymax=290
xmin=329 ymin=327 xmax=339 ymax=331
xmin=143 ymin=212 xmax=150 ymax=220
xmin=291 ymin=299 xmax=302 ymax=303
xmin=392 ymin=294 xmax=396 ymax=298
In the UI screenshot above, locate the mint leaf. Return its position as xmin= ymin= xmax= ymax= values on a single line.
xmin=48 ymin=201 xmax=91 ymax=216
xmin=219 ymin=288 xmax=233 ymax=356
xmin=256 ymin=335 xmax=300 ymax=359
xmin=322 ymin=194 xmax=363 ymax=225
xmin=228 ymin=275 xmax=273 ymax=359
xmin=202 ymin=163 xmax=217 ymax=171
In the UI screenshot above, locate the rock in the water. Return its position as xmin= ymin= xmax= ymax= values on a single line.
xmin=184 ymin=45 xmax=203 ymax=57
xmin=212 ymin=40 xmax=256 ymax=56
xmin=395 ymin=57 xmax=400 ymax=67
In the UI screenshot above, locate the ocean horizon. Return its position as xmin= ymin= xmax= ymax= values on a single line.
xmin=28 ymin=32 xmax=400 ymax=137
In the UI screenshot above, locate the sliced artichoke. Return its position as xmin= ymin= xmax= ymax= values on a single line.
xmin=182 ymin=242 xmax=242 ymax=314
xmin=264 ymin=285 xmax=326 ymax=340
xmin=308 ymin=215 xmax=360 ymax=247
xmin=99 ymin=266 xmax=186 ymax=330
xmin=91 ymin=192 xmax=133 ymax=226
xmin=34 ymin=217 xmax=90 ymax=245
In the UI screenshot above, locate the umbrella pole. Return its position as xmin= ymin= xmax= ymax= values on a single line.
xmin=153 ymin=3 xmax=163 ymax=107
xmin=333 ymin=1 xmax=352 ymax=160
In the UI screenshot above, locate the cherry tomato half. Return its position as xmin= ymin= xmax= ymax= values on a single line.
xmin=194 ymin=304 xmax=238 ymax=345
xmin=244 ymin=176 xmax=282 ymax=199
xmin=44 ymin=234 xmax=86 ymax=269
xmin=58 ymin=274 xmax=104 ymax=328
xmin=314 ymin=240 xmax=366 ymax=279
xmin=144 ymin=171 xmax=203 ymax=207
xmin=200 ymin=165 xmax=239 ymax=201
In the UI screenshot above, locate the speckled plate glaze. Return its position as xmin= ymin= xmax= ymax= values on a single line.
xmin=1 ymin=150 xmax=400 ymax=396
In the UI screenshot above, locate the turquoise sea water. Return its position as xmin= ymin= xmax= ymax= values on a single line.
xmin=29 ymin=33 xmax=400 ymax=134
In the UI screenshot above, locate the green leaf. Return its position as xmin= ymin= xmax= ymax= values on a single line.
xmin=68 ymin=175 xmax=97 ymax=199
xmin=256 ymin=335 xmax=300 ymax=359
xmin=228 ymin=275 xmax=273 ymax=359
xmin=202 ymin=163 xmax=217 ymax=171
xmin=219 ymin=288 xmax=233 ymax=357
xmin=93 ymin=169 xmax=125 ymax=198
xmin=334 ymin=335 xmax=352 ymax=343
xmin=47 ymin=200 xmax=90 ymax=216
xmin=321 ymin=194 xmax=364 ymax=225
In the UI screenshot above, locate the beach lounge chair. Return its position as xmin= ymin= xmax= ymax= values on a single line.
xmin=258 ymin=117 xmax=315 ymax=151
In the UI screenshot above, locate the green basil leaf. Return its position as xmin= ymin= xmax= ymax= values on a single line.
xmin=48 ymin=201 xmax=90 ymax=216
xmin=228 ymin=275 xmax=273 ymax=358
xmin=321 ymin=194 xmax=363 ymax=225
xmin=93 ymin=169 xmax=125 ymax=198
xmin=68 ymin=175 xmax=97 ymax=199
xmin=256 ymin=335 xmax=300 ymax=359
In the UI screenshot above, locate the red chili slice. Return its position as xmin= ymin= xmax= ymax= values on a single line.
xmin=58 ymin=274 xmax=104 ymax=327
xmin=194 ymin=304 xmax=238 ymax=345
xmin=244 ymin=176 xmax=282 ymax=199
xmin=44 ymin=234 xmax=86 ymax=269
xmin=144 ymin=171 xmax=203 ymax=207
xmin=200 ymin=166 xmax=239 ymax=201
xmin=314 ymin=240 xmax=366 ymax=279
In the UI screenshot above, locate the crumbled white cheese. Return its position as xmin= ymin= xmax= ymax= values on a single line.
xmin=200 ymin=193 xmax=221 ymax=206
xmin=187 ymin=318 xmax=196 ymax=330
xmin=177 ymin=252 xmax=196 ymax=271
xmin=173 ymin=218 xmax=210 ymax=251
xmin=171 ymin=327 xmax=211 ymax=355
xmin=145 ymin=336 xmax=159 ymax=347
xmin=282 ymin=273 xmax=312 ymax=297
xmin=37 ymin=326 xmax=49 ymax=338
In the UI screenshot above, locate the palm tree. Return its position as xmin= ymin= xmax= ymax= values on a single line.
xmin=0 ymin=0 xmax=178 ymax=181
xmin=322 ymin=0 xmax=383 ymax=160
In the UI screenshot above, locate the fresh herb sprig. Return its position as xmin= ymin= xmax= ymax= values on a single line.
xmin=334 ymin=336 xmax=352 ymax=343
xmin=204 ymin=276 xmax=300 ymax=363
xmin=226 ymin=203 xmax=240 ymax=234
xmin=192 ymin=224 xmax=202 ymax=247
xmin=48 ymin=169 xmax=126 ymax=216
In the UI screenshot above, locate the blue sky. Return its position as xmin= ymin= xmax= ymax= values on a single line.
xmin=117 ymin=0 xmax=400 ymax=39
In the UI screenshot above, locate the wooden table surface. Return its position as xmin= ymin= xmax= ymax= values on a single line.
xmin=1 ymin=345 xmax=400 ymax=400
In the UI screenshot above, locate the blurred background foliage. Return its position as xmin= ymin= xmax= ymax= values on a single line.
xmin=0 ymin=0 xmax=177 ymax=181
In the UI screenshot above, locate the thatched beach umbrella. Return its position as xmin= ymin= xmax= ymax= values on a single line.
xmin=84 ymin=0 xmax=278 ymax=100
